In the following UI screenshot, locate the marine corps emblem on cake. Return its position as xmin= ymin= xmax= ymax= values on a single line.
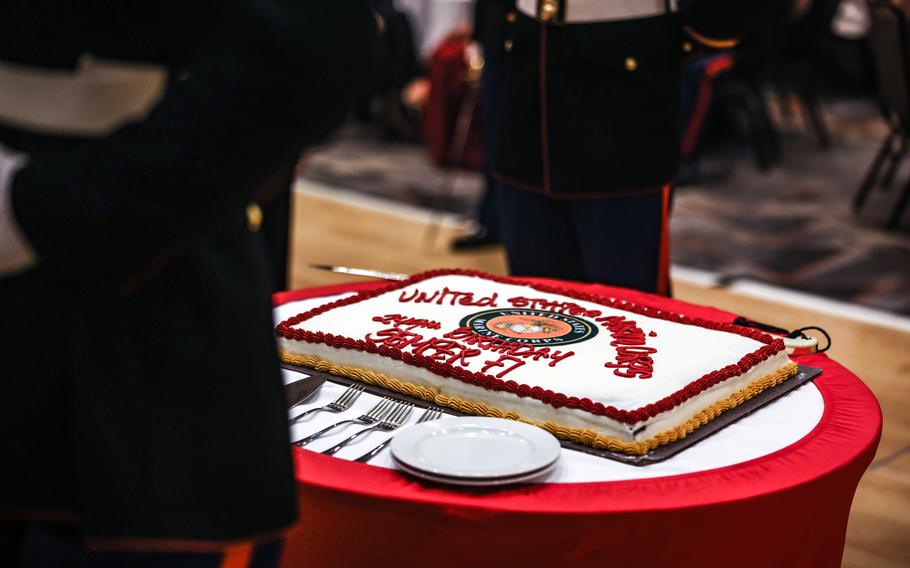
xmin=460 ymin=309 xmax=598 ymax=346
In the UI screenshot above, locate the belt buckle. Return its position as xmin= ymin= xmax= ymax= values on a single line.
xmin=536 ymin=0 xmax=565 ymax=24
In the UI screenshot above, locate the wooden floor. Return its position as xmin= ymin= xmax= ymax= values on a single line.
xmin=289 ymin=187 xmax=910 ymax=567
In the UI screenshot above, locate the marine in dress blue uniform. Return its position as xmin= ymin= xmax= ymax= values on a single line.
xmin=491 ymin=0 xmax=766 ymax=294
xmin=0 ymin=1 xmax=374 ymax=564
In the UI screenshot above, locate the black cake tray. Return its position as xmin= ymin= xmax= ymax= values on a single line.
xmin=283 ymin=363 xmax=822 ymax=466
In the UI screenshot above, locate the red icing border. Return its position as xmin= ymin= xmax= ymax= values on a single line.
xmin=275 ymin=269 xmax=786 ymax=425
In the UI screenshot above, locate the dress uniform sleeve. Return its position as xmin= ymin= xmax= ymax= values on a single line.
xmin=7 ymin=0 xmax=376 ymax=286
xmin=680 ymin=0 xmax=767 ymax=48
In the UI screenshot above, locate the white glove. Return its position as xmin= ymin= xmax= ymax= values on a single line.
xmin=0 ymin=144 xmax=37 ymax=276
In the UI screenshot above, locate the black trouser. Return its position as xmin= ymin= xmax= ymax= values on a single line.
xmin=496 ymin=182 xmax=670 ymax=294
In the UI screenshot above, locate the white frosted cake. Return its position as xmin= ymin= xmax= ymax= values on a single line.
xmin=276 ymin=270 xmax=798 ymax=455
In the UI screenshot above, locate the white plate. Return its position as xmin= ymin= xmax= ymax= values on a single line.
xmin=390 ymin=417 xmax=561 ymax=479
xmin=393 ymin=452 xmax=558 ymax=480
xmin=393 ymin=456 xmax=558 ymax=487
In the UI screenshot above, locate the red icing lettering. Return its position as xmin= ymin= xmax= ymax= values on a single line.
xmin=482 ymin=355 xmax=525 ymax=378
xmin=364 ymin=327 xmax=425 ymax=349
xmin=372 ymin=314 xmax=442 ymax=331
xmin=399 ymin=287 xmax=498 ymax=307
xmin=598 ymin=316 xmax=656 ymax=379
xmin=507 ymin=296 xmax=602 ymax=318
xmin=366 ymin=327 xmax=482 ymax=368
xmin=548 ymin=350 xmax=575 ymax=367
xmin=398 ymin=289 xmax=440 ymax=303
xmin=442 ymin=327 xmax=575 ymax=366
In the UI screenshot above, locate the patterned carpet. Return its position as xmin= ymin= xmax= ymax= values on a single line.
xmin=300 ymin=97 xmax=910 ymax=316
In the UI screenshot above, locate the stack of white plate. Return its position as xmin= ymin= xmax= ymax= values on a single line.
xmin=390 ymin=417 xmax=562 ymax=487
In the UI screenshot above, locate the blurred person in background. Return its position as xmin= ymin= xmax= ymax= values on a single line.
xmin=491 ymin=0 xmax=767 ymax=295
xmin=0 ymin=1 xmax=374 ymax=566
xmin=450 ymin=0 xmax=514 ymax=251
xmin=361 ymin=0 xmax=426 ymax=140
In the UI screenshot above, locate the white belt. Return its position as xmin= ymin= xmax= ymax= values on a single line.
xmin=516 ymin=0 xmax=676 ymax=24
xmin=0 ymin=55 xmax=166 ymax=136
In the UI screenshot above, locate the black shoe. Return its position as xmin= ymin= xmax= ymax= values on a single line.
xmin=451 ymin=227 xmax=500 ymax=251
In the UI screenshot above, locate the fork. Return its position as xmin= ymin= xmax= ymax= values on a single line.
xmin=288 ymin=384 xmax=364 ymax=425
xmin=293 ymin=397 xmax=394 ymax=447
xmin=354 ymin=406 xmax=444 ymax=463
xmin=322 ymin=401 xmax=414 ymax=456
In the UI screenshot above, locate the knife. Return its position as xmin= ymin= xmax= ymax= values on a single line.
xmin=285 ymin=374 xmax=327 ymax=410
xmin=309 ymin=264 xmax=408 ymax=281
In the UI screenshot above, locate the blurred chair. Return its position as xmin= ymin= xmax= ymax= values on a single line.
xmin=854 ymin=0 xmax=910 ymax=229
xmin=678 ymin=52 xmax=764 ymax=174
xmin=679 ymin=0 xmax=794 ymax=173
xmin=718 ymin=0 xmax=839 ymax=163
xmin=680 ymin=0 xmax=845 ymax=178
xmin=712 ymin=58 xmax=782 ymax=171
xmin=769 ymin=0 xmax=842 ymax=150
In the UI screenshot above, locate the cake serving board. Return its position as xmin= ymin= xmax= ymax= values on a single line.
xmin=283 ymin=363 xmax=822 ymax=466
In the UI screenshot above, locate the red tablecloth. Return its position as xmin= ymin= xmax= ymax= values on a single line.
xmin=273 ymin=278 xmax=881 ymax=568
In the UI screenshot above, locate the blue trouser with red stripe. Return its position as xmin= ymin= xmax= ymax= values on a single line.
xmin=496 ymin=182 xmax=671 ymax=295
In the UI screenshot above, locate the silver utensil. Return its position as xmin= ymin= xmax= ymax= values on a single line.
xmin=288 ymin=384 xmax=364 ymax=425
xmin=285 ymin=374 xmax=327 ymax=410
xmin=322 ymin=401 xmax=414 ymax=456
xmin=293 ymin=397 xmax=394 ymax=447
xmin=354 ymin=406 xmax=445 ymax=463
xmin=308 ymin=264 xmax=408 ymax=281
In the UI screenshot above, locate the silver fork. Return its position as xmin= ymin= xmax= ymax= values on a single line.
xmin=354 ymin=406 xmax=444 ymax=463
xmin=288 ymin=384 xmax=364 ymax=425
xmin=322 ymin=401 xmax=414 ymax=456
xmin=293 ymin=397 xmax=394 ymax=447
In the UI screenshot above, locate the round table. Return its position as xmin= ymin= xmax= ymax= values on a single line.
xmin=273 ymin=278 xmax=881 ymax=568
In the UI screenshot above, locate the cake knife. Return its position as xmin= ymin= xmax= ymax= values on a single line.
xmin=308 ymin=264 xmax=408 ymax=281
xmin=285 ymin=375 xmax=327 ymax=410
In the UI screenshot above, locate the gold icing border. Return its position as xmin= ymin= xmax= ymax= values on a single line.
xmin=280 ymin=350 xmax=799 ymax=456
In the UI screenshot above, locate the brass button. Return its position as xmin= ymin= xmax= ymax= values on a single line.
xmin=625 ymin=57 xmax=638 ymax=71
xmin=539 ymin=0 xmax=559 ymax=22
xmin=682 ymin=41 xmax=693 ymax=53
xmin=504 ymin=39 xmax=514 ymax=52
xmin=506 ymin=11 xmax=517 ymax=23
xmin=246 ymin=203 xmax=263 ymax=232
